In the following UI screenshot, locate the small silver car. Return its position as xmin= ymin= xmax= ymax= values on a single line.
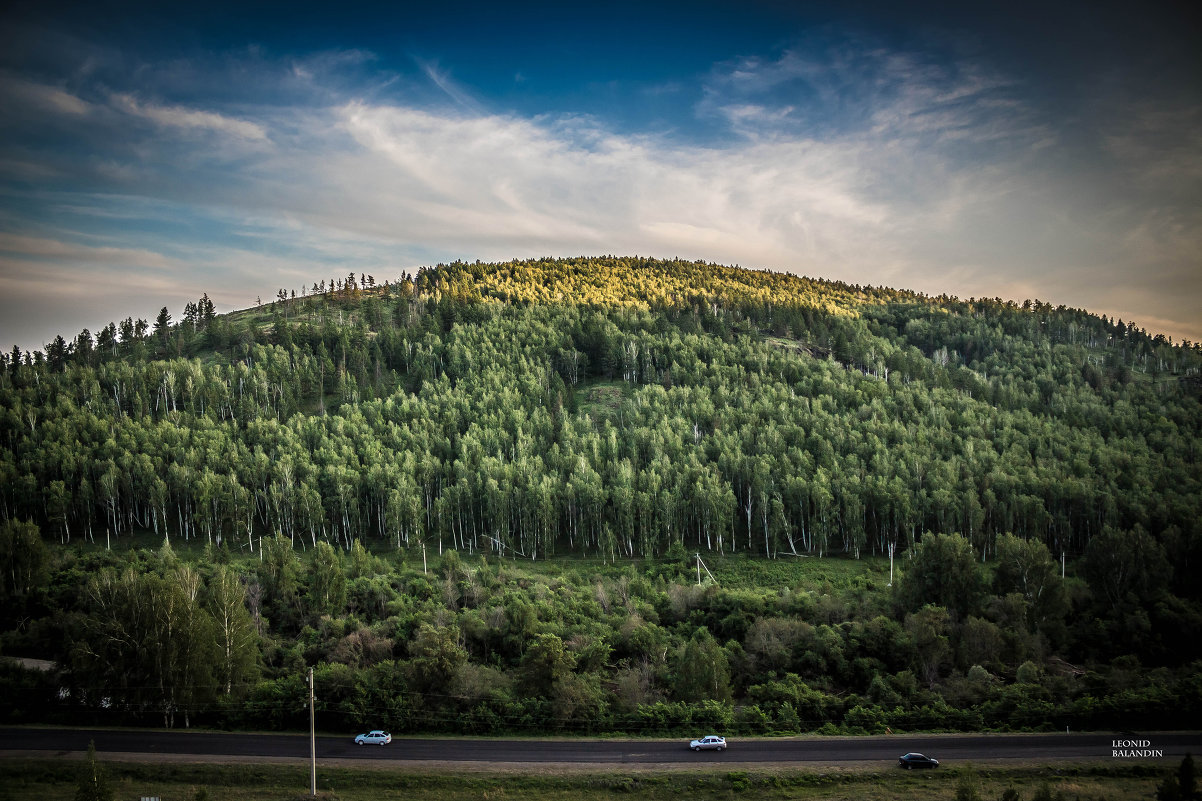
xmin=354 ymin=730 xmax=391 ymax=745
xmin=690 ymin=735 xmax=727 ymax=751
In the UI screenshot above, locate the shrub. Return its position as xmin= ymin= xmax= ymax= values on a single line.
xmin=844 ymin=703 xmax=888 ymax=734
xmin=734 ymin=704 xmax=771 ymax=735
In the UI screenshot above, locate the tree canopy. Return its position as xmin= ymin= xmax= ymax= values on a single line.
xmin=1 ymin=257 xmax=1198 ymax=574
xmin=1 ymin=256 xmax=1199 ymax=735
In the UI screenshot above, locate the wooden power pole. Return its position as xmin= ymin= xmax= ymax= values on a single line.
xmin=309 ymin=667 xmax=316 ymax=796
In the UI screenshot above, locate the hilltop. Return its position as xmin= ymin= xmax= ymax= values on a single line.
xmin=3 ymin=256 xmax=1198 ymax=563
xmin=1 ymin=256 xmax=1200 ymax=736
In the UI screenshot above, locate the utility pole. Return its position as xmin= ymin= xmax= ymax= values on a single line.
xmin=1061 ymin=551 xmax=1065 ymax=580
xmin=422 ymin=542 xmax=427 ymax=575
xmin=309 ymin=667 xmax=316 ymax=797
xmin=696 ymin=553 xmax=701 ymax=587
xmin=888 ymin=542 xmax=895 ymax=587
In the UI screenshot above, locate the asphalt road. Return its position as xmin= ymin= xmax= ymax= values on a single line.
xmin=2 ymin=727 xmax=1200 ymax=766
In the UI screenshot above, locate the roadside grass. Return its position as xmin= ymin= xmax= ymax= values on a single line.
xmin=0 ymin=759 xmax=1169 ymax=801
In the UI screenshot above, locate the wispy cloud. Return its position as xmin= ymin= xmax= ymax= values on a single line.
xmin=414 ymin=58 xmax=485 ymax=113
xmin=0 ymin=76 xmax=93 ymax=116
xmin=1 ymin=34 xmax=1199 ymax=352
xmin=701 ymin=43 xmax=1045 ymax=149
xmin=111 ymin=93 xmax=270 ymax=141
xmin=0 ymin=232 xmax=180 ymax=268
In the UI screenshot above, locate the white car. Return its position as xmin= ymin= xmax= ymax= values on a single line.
xmin=354 ymin=730 xmax=391 ymax=745
xmin=690 ymin=735 xmax=727 ymax=751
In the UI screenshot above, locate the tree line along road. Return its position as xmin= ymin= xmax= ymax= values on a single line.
xmin=1 ymin=728 xmax=1200 ymax=765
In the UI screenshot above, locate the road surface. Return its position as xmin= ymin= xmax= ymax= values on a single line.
xmin=2 ymin=727 xmax=1199 ymax=766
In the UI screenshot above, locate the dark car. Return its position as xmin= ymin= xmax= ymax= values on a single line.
xmin=898 ymin=752 xmax=939 ymax=769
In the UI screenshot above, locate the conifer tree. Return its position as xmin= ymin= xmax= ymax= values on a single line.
xmin=74 ymin=740 xmax=112 ymax=801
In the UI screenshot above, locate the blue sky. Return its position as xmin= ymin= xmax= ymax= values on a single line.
xmin=1 ymin=0 xmax=1199 ymax=352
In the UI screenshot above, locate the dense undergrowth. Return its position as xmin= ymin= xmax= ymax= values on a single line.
xmin=1 ymin=538 xmax=1199 ymax=736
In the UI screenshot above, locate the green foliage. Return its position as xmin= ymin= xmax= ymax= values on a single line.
xmin=1084 ymin=526 xmax=1171 ymax=612
xmin=4 ymin=257 xmax=1199 ymax=577
xmin=520 ymin=633 xmax=576 ymax=695
xmin=205 ymin=564 xmax=260 ymax=695
xmin=844 ymin=703 xmax=888 ymax=734
xmin=347 ymin=539 xmax=378 ymax=579
xmin=898 ymin=533 xmax=983 ymax=617
xmin=628 ymin=698 xmax=733 ymax=734
xmin=1 ymin=256 xmax=1200 ymax=737
xmin=306 ymin=541 xmax=347 ymax=618
xmin=1030 ymin=782 xmax=1066 ymax=801
xmin=733 ymin=703 xmax=771 ymax=734
xmin=1015 ymin=660 xmax=1041 ymax=684
xmin=954 ymin=769 xmax=982 ymax=801
xmin=407 ymin=623 xmax=467 ymax=694
xmin=905 ymin=604 xmax=952 ymax=687
xmin=0 ymin=757 xmax=1167 ymax=801
xmin=74 ymin=740 xmax=112 ymax=801
xmin=673 ymin=627 xmax=732 ymax=703
xmin=774 ymin=700 xmax=801 ymax=732
xmin=726 ymin=770 xmax=751 ymax=792
xmin=0 ymin=519 xmax=48 ymax=601
xmin=4 ymin=542 xmax=1199 ymax=735
xmin=259 ymin=534 xmax=303 ymax=629
xmin=72 ymin=561 xmax=218 ymax=727
xmin=993 ymin=534 xmax=1067 ymax=632
xmin=746 ymin=674 xmax=841 ymax=729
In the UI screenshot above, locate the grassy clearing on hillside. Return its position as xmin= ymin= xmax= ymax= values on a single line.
xmin=701 ymin=552 xmax=893 ymax=592
xmin=0 ymin=759 xmax=1169 ymax=801
xmin=62 ymin=528 xmax=896 ymax=597
xmin=575 ymin=380 xmax=628 ymax=421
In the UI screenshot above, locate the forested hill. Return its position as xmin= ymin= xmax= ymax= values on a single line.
xmin=1 ymin=256 xmax=1200 ymax=577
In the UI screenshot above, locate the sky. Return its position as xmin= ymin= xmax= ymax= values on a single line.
xmin=1 ymin=0 xmax=1199 ymax=353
